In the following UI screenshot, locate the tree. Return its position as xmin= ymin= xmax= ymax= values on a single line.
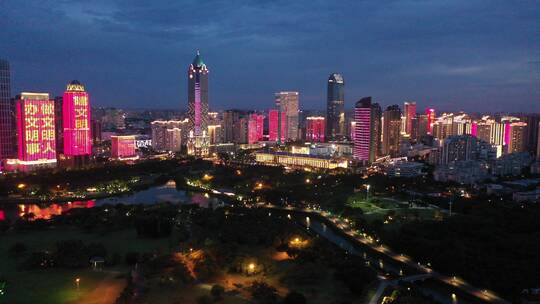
xmin=9 ymin=242 xmax=28 ymax=258
xmin=196 ymin=295 xmax=213 ymax=304
xmin=250 ymin=281 xmax=278 ymax=304
xmin=283 ymin=291 xmax=307 ymax=304
xmin=210 ymin=284 xmax=225 ymax=300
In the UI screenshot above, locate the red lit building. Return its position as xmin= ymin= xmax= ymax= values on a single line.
xmin=15 ymin=92 xmax=57 ymax=170
xmin=306 ymin=116 xmax=325 ymax=142
xmin=111 ymin=135 xmax=137 ymax=159
xmin=248 ymin=114 xmax=264 ymax=144
xmin=63 ymin=80 xmax=91 ymax=156
xmin=404 ymin=101 xmax=416 ymax=135
xmin=268 ymin=109 xmax=287 ymax=142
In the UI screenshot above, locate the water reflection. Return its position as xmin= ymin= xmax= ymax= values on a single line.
xmin=0 ymin=182 xmax=222 ymax=222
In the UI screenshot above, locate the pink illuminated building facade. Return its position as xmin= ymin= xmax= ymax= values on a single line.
xmin=268 ymin=109 xmax=287 ymax=142
xmin=63 ymin=80 xmax=91 ymax=156
xmin=15 ymin=92 xmax=57 ymax=169
xmin=111 ymin=135 xmax=137 ymax=159
xmin=248 ymin=114 xmax=264 ymax=144
xmin=426 ymin=108 xmax=436 ymax=135
xmin=306 ymin=116 xmax=325 ymax=142
xmin=354 ymin=97 xmax=380 ymax=163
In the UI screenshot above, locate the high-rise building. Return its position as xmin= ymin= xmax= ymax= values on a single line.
xmin=537 ymin=122 xmax=540 ymax=158
xmin=151 ymin=120 xmax=188 ymax=152
xmin=15 ymin=92 xmax=57 ymax=169
xmin=507 ymin=122 xmax=528 ymax=154
xmin=440 ymin=135 xmax=478 ymax=164
xmin=91 ymin=119 xmax=102 ymax=145
xmin=54 ymin=97 xmax=63 ymax=155
xmin=416 ymin=114 xmax=429 ymax=139
xmin=268 ymin=109 xmax=287 ymax=142
xmin=354 ymin=97 xmax=380 ymax=163
xmin=187 ymin=51 xmax=209 ymax=156
xmin=247 ymin=114 xmax=264 ymax=144
xmin=425 ymin=108 xmax=436 ymax=135
xmin=306 ymin=116 xmax=325 ymax=142
xmin=222 ymin=110 xmax=239 ymax=143
xmin=0 ymin=59 xmax=15 ymax=162
xmin=382 ymin=105 xmax=401 ymax=157
xmin=275 ymin=91 xmax=299 ymax=141
xmin=404 ymin=101 xmax=416 ymax=135
xmin=63 ymin=80 xmax=92 ymax=156
xmin=187 ymin=50 xmax=209 ymax=136
xmin=326 ymin=73 xmax=345 ymax=140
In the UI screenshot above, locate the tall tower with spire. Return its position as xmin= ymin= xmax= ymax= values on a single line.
xmin=186 ymin=51 xmax=209 ymax=156
xmin=187 ymin=50 xmax=209 ymax=136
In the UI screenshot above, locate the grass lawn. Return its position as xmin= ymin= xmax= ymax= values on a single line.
xmin=0 ymin=227 xmax=178 ymax=303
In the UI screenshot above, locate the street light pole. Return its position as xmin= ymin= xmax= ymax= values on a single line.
xmin=366 ymin=184 xmax=371 ymax=201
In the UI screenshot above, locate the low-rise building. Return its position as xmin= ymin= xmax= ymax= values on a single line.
xmin=255 ymin=151 xmax=348 ymax=170
xmin=513 ymin=188 xmax=540 ymax=203
xmin=434 ymin=160 xmax=490 ymax=184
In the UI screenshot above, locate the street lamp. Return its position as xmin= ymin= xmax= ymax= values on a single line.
xmin=75 ymin=278 xmax=80 ymax=290
xmin=366 ymin=184 xmax=371 ymax=201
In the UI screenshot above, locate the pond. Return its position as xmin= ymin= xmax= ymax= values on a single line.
xmin=0 ymin=181 xmax=223 ymax=222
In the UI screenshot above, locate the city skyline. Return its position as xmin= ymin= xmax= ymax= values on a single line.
xmin=1 ymin=1 xmax=539 ymax=112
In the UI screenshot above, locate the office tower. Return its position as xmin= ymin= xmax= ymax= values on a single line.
xmin=187 ymin=50 xmax=209 ymax=136
xmin=326 ymin=73 xmax=345 ymax=139
xmin=354 ymin=97 xmax=380 ymax=163
xmin=507 ymin=122 xmax=527 ymax=154
xmin=382 ymin=105 xmax=401 ymax=157
xmin=403 ymin=101 xmax=416 ymax=135
xmin=187 ymin=51 xmax=209 ymax=156
xmin=0 ymin=59 xmax=14 ymax=161
xmin=275 ymin=91 xmax=299 ymax=141
xmin=63 ymin=80 xmax=91 ymax=156
xmin=425 ymin=108 xmax=436 ymax=135
xmin=268 ymin=109 xmax=287 ymax=142
xmin=111 ymin=135 xmax=136 ymax=159
xmin=306 ymin=116 xmax=325 ymax=142
xmin=16 ymin=92 xmax=57 ymax=169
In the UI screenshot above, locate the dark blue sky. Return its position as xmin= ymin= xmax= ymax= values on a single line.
xmin=1 ymin=0 xmax=539 ymax=112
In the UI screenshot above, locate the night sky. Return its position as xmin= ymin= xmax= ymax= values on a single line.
xmin=1 ymin=0 xmax=539 ymax=112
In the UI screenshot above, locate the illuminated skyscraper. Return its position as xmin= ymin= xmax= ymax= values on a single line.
xmin=306 ymin=116 xmax=325 ymax=142
xmin=425 ymin=108 xmax=435 ymax=135
xmin=326 ymin=73 xmax=345 ymax=140
xmin=382 ymin=105 xmax=401 ymax=156
xmin=247 ymin=114 xmax=264 ymax=144
xmin=354 ymin=97 xmax=380 ymax=163
xmin=16 ymin=92 xmax=57 ymax=169
xmin=187 ymin=50 xmax=209 ymax=136
xmin=275 ymin=92 xmax=299 ymax=141
xmin=0 ymin=59 xmax=15 ymax=161
xmin=268 ymin=109 xmax=287 ymax=142
xmin=63 ymin=80 xmax=91 ymax=156
xmin=187 ymin=51 xmax=209 ymax=156
xmin=404 ymin=101 xmax=416 ymax=135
